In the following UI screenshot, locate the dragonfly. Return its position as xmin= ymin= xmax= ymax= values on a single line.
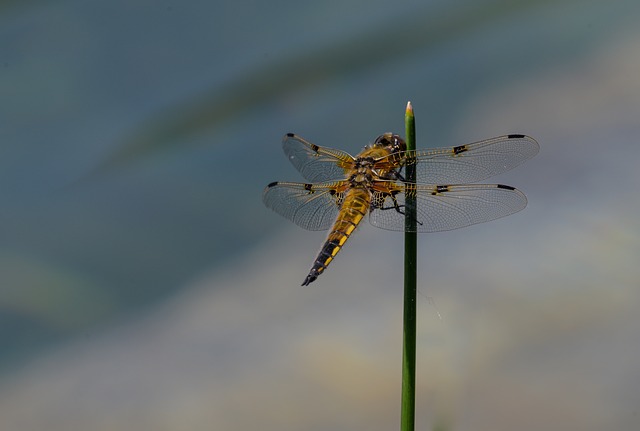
xmin=263 ymin=132 xmax=539 ymax=286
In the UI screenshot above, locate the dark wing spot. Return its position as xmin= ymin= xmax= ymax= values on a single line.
xmin=496 ymin=184 xmax=516 ymax=190
xmin=507 ymin=134 xmax=525 ymax=139
xmin=431 ymin=185 xmax=450 ymax=195
xmin=286 ymin=132 xmax=295 ymax=137
xmin=310 ymin=144 xmax=319 ymax=153
xmin=304 ymin=183 xmax=313 ymax=191
xmin=453 ymin=145 xmax=468 ymax=155
xmin=266 ymin=181 xmax=279 ymax=188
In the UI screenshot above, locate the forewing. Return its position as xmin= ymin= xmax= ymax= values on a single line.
xmin=282 ymin=133 xmax=355 ymax=182
xmin=369 ymin=182 xmax=528 ymax=232
xmin=389 ymin=134 xmax=539 ymax=184
xmin=262 ymin=181 xmax=344 ymax=231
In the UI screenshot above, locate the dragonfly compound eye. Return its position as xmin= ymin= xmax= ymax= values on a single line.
xmin=374 ymin=133 xmax=406 ymax=153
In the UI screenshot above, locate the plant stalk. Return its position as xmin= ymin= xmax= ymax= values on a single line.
xmin=401 ymin=101 xmax=417 ymax=431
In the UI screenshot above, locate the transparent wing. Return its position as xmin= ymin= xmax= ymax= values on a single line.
xmin=369 ymin=182 xmax=528 ymax=233
xmin=262 ymin=181 xmax=345 ymax=231
xmin=383 ymin=134 xmax=539 ymax=184
xmin=282 ymin=133 xmax=356 ymax=182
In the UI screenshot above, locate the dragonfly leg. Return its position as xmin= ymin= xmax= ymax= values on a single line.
xmin=382 ymin=167 xmax=405 ymax=182
xmin=392 ymin=169 xmax=406 ymax=182
xmin=376 ymin=192 xmax=405 ymax=214
xmin=376 ymin=193 xmax=424 ymax=226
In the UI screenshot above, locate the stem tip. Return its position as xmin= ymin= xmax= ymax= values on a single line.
xmin=406 ymin=101 xmax=413 ymax=115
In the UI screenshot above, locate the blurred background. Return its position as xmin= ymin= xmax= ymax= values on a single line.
xmin=1 ymin=0 xmax=639 ymax=429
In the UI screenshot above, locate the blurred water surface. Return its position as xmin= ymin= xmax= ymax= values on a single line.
xmin=1 ymin=0 xmax=640 ymax=430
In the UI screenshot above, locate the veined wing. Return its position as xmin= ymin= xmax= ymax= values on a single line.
xmin=262 ymin=180 xmax=347 ymax=231
xmin=282 ymin=133 xmax=356 ymax=182
xmin=369 ymin=182 xmax=528 ymax=233
xmin=383 ymin=134 xmax=539 ymax=184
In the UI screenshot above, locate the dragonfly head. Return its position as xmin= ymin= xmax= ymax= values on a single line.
xmin=373 ymin=133 xmax=406 ymax=154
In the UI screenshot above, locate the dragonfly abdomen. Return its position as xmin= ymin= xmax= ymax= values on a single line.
xmin=301 ymin=189 xmax=370 ymax=286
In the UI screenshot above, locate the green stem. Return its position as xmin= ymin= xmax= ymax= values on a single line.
xmin=401 ymin=101 xmax=417 ymax=431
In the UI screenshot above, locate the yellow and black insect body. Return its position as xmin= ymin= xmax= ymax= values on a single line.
xmin=263 ymin=132 xmax=538 ymax=286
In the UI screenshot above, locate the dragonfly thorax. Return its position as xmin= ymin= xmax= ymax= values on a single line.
xmin=348 ymin=157 xmax=377 ymax=187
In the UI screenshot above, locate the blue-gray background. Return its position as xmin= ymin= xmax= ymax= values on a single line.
xmin=1 ymin=1 xmax=639 ymax=430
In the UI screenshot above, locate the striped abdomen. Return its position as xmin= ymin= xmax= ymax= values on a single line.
xmin=301 ymin=188 xmax=371 ymax=286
